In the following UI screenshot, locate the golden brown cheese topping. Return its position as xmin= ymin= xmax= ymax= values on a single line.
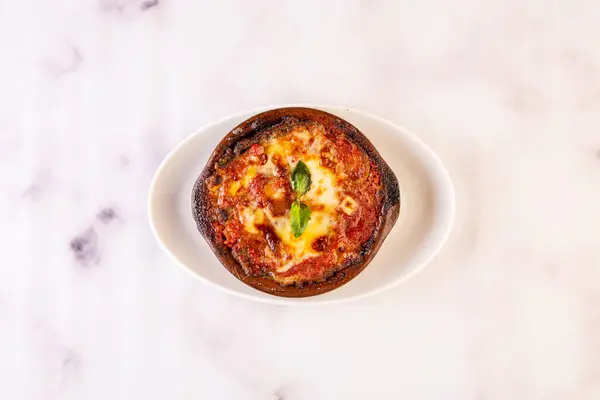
xmin=206 ymin=120 xmax=383 ymax=285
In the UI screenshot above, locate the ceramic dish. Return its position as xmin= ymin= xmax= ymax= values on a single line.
xmin=192 ymin=107 xmax=400 ymax=297
xmin=148 ymin=105 xmax=455 ymax=305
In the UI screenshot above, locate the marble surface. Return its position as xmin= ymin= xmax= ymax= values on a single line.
xmin=1 ymin=0 xmax=600 ymax=398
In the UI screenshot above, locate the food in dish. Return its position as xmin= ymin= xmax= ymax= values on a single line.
xmin=192 ymin=107 xmax=400 ymax=297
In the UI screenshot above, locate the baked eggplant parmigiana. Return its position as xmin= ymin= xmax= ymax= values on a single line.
xmin=192 ymin=108 xmax=399 ymax=297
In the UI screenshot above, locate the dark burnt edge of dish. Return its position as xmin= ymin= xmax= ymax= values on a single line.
xmin=192 ymin=107 xmax=400 ymax=298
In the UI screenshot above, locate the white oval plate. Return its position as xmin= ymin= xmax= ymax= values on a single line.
xmin=149 ymin=105 xmax=455 ymax=305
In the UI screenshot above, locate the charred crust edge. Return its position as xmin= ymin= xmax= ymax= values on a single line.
xmin=191 ymin=107 xmax=401 ymax=298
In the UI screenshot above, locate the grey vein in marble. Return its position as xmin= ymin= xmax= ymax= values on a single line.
xmin=56 ymin=46 xmax=82 ymax=76
xmin=21 ymin=184 xmax=43 ymax=201
xmin=96 ymin=208 xmax=117 ymax=224
xmin=271 ymin=389 xmax=287 ymax=400
xmin=70 ymin=227 xmax=100 ymax=267
xmin=59 ymin=349 xmax=82 ymax=390
xmin=119 ymin=154 xmax=131 ymax=167
xmin=98 ymin=0 xmax=125 ymax=14
xmin=140 ymin=0 xmax=159 ymax=10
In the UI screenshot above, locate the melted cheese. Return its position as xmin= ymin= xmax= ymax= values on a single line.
xmin=228 ymin=180 xmax=241 ymax=196
xmin=271 ymin=211 xmax=332 ymax=272
xmin=257 ymin=157 xmax=276 ymax=177
xmin=242 ymin=166 xmax=257 ymax=187
xmin=241 ymin=207 xmax=264 ymax=234
xmin=340 ymin=195 xmax=357 ymax=215
xmin=236 ymin=125 xmax=344 ymax=272
xmin=292 ymin=127 xmax=310 ymax=142
xmin=302 ymin=159 xmax=338 ymax=212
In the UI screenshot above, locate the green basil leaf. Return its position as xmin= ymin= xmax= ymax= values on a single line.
xmin=291 ymin=160 xmax=311 ymax=196
xmin=290 ymin=200 xmax=311 ymax=238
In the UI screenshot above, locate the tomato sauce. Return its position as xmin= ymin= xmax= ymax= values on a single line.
xmin=207 ymin=122 xmax=383 ymax=285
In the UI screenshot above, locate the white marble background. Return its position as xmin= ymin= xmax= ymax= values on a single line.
xmin=1 ymin=0 xmax=600 ymax=399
